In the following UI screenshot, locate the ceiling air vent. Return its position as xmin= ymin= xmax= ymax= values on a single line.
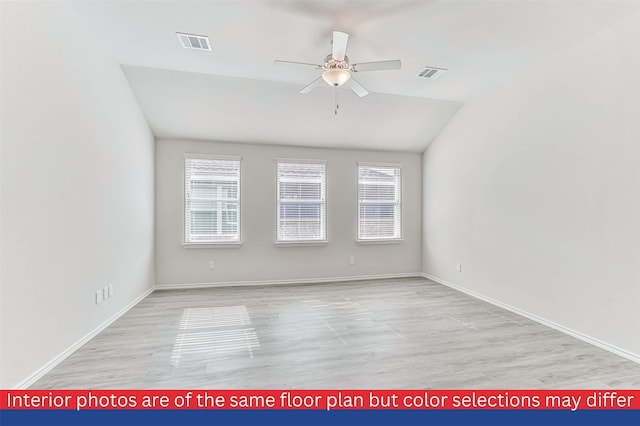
xmin=418 ymin=66 xmax=447 ymax=80
xmin=176 ymin=32 xmax=211 ymax=51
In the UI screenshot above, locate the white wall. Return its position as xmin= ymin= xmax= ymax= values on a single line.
xmin=422 ymin=12 xmax=640 ymax=358
xmin=156 ymin=139 xmax=422 ymax=287
xmin=0 ymin=3 xmax=155 ymax=388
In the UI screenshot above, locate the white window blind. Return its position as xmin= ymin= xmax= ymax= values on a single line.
xmin=185 ymin=155 xmax=240 ymax=243
xmin=358 ymin=163 xmax=401 ymax=240
xmin=277 ymin=161 xmax=326 ymax=242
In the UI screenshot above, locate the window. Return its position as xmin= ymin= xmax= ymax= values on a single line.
xmin=184 ymin=155 xmax=240 ymax=244
xmin=277 ymin=160 xmax=326 ymax=243
xmin=358 ymin=163 xmax=401 ymax=241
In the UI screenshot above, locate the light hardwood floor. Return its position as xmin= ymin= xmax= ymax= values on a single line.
xmin=32 ymin=277 xmax=640 ymax=389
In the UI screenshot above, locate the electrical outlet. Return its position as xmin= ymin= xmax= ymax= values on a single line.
xmin=349 ymin=256 xmax=355 ymax=265
xmin=456 ymin=263 xmax=462 ymax=272
xmin=208 ymin=260 xmax=215 ymax=270
xmin=95 ymin=290 xmax=103 ymax=304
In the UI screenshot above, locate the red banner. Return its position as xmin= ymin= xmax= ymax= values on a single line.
xmin=1 ymin=390 xmax=639 ymax=411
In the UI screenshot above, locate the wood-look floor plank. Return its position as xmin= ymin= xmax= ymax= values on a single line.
xmin=31 ymin=277 xmax=640 ymax=389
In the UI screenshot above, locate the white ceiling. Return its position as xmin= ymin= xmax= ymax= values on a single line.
xmin=68 ymin=0 xmax=639 ymax=152
xmin=123 ymin=65 xmax=462 ymax=151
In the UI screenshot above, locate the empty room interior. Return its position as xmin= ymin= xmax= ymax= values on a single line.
xmin=2 ymin=0 xmax=640 ymax=389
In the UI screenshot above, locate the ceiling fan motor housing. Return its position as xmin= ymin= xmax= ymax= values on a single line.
xmin=323 ymin=54 xmax=350 ymax=71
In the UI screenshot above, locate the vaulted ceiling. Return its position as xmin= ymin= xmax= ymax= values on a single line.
xmin=70 ymin=1 xmax=638 ymax=152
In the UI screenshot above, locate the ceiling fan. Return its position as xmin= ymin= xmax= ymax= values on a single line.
xmin=274 ymin=31 xmax=401 ymax=114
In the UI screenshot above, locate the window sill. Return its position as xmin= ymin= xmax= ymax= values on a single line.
xmin=356 ymin=238 xmax=403 ymax=245
xmin=275 ymin=240 xmax=328 ymax=247
xmin=183 ymin=242 xmax=242 ymax=248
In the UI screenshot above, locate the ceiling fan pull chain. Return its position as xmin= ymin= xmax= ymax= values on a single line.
xmin=335 ymin=86 xmax=339 ymax=115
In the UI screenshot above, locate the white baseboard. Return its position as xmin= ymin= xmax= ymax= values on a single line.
xmin=15 ymin=287 xmax=155 ymax=389
xmin=421 ymin=273 xmax=640 ymax=365
xmin=155 ymin=272 xmax=423 ymax=290
xmin=24 ymin=271 xmax=636 ymax=388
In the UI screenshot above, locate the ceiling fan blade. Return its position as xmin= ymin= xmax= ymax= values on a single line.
xmin=352 ymin=59 xmax=401 ymax=72
xmin=331 ymin=31 xmax=349 ymax=61
xmin=348 ymin=77 xmax=370 ymax=97
xmin=299 ymin=76 xmax=324 ymax=94
xmin=274 ymin=60 xmax=322 ymax=69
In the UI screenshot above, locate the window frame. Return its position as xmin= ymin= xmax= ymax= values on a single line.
xmin=183 ymin=153 xmax=242 ymax=247
xmin=357 ymin=161 xmax=403 ymax=243
xmin=275 ymin=158 xmax=328 ymax=246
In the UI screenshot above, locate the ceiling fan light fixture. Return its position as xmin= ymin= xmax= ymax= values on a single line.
xmin=322 ymin=69 xmax=351 ymax=87
xmin=275 ymin=30 xmax=400 ymax=100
